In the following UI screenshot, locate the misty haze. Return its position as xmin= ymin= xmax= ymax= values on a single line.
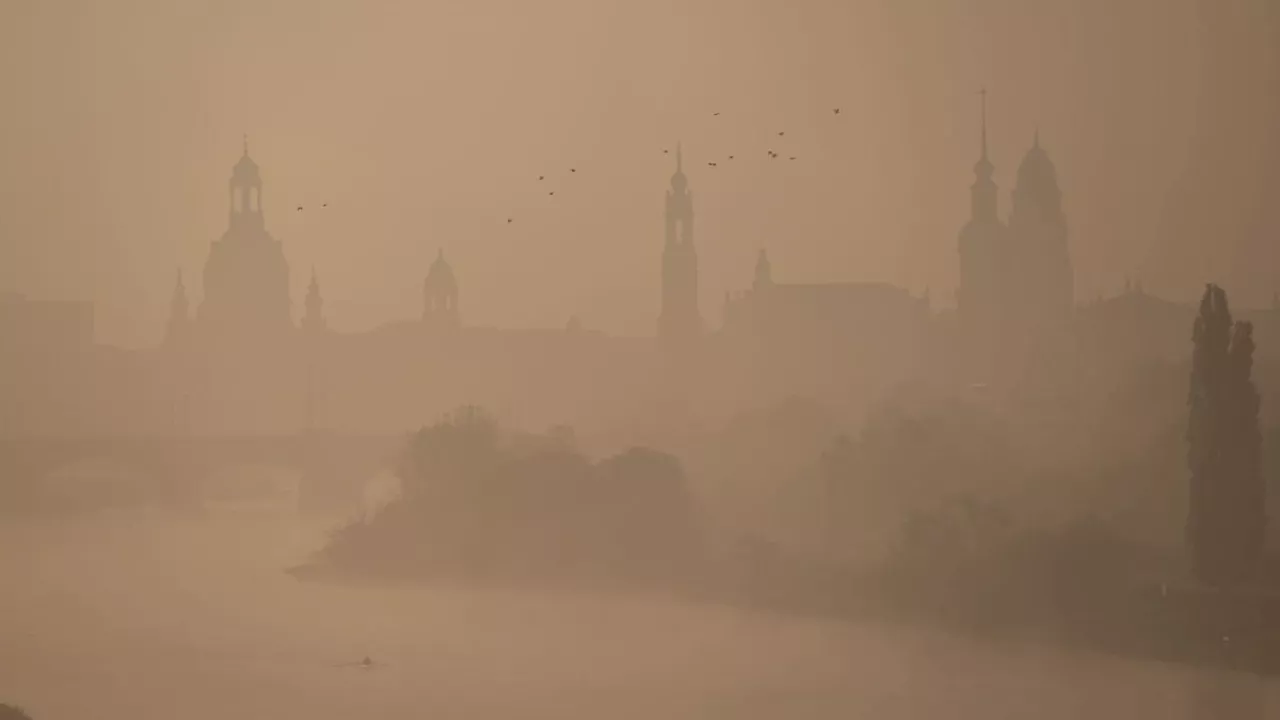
xmin=3 ymin=0 xmax=1280 ymax=718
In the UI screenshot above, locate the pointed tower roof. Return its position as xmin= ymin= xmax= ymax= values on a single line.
xmin=304 ymin=264 xmax=325 ymax=332
xmin=1014 ymin=127 xmax=1061 ymax=215
xmin=973 ymin=88 xmax=994 ymax=179
xmin=427 ymin=248 xmax=457 ymax=286
xmin=753 ymin=248 xmax=773 ymax=290
xmin=165 ymin=267 xmax=190 ymax=344
xmin=670 ymin=141 xmax=688 ymax=193
xmin=232 ymin=133 xmax=260 ymax=181
xmin=169 ymin=267 xmax=189 ymax=313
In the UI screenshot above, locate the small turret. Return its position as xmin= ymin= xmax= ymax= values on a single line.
xmin=302 ymin=265 xmax=326 ymax=334
xmin=424 ymin=249 xmax=460 ymax=327
xmin=164 ymin=268 xmax=190 ymax=347
xmin=753 ymin=249 xmax=773 ymax=292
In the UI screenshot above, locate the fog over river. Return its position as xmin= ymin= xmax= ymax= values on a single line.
xmin=1 ymin=471 xmax=1277 ymax=720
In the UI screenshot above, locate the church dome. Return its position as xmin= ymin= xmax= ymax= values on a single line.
xmin=427 ymin=249 xmax=456 ymax=286
xmin=1012 ymin=131 xmax=1064 ymax=221
xmin=231 ymin=137 xmax=261 ymax=184
xmin=1015 ymin=131 xmax=1060 ymax=199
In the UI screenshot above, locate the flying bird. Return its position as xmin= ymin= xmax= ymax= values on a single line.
xmin=789 ymin=156 xmax=796 ymax=160
xmin=539 ymin=175 xmax=545 ymax=181
xmin=778 ymin=131 xmax=785 ymax=136
xmin=549 ymin=191 xmax=555 ymax=196
xmin=663 ymin=149 xmax=669 ymax=154
xmin=570 ymin=168 xmax=576 ymax=173
xmin=296 ymin=205 xmax=303 ymax=211
xmin=708 ymin=162 xmax=717 ymax=167
xmin=833 ymin=108 xmax=840 ymax=115
xmin=713 ymin=112 xmax=721 ymax=116
xmin=507 ymin=218 xmax=513 ymax=223
xmin=728 ymin=155 xmax=734 ymax=160
xmin=335 ymin=656 xmax=384 ymax=670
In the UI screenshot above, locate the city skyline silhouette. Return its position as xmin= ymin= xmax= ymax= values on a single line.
xmin=3 ymin=2 xmax=1280 ymax=719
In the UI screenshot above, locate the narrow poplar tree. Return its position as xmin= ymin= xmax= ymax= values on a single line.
xmin=1187 ymin=284 xmax=1266 ymax=586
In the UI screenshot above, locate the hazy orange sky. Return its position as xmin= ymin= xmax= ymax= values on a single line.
xmin=2 ymin=0 xmax=1268 ymax=347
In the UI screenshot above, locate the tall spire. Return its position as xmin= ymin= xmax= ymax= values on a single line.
xmin=165 ymin=267 xmax=190 ymax=346
xmin=753 ymin=248 xmax=773 ymax=291
xmin=1033 ymin=126 xmax=1041 ymax=150
xmin=303 ymin=264 xmax=325 ymax=333
xmin=242 ymin=133 xmax=249 ymax=157
xmin=676 ymin=141 xmax=683 ymax=173
xmin=968 ymin=87 xmax=998 ymax=223
xmin=979 ymin=87 xmax=989 ymax=162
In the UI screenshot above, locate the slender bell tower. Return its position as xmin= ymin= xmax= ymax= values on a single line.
xmin=956 ymin=88 xmax=1009 ymax=336
xmin=659 ymin=143 xmax=701 ymax=346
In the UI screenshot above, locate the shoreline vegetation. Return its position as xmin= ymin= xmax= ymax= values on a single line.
xmin=284 ymin=284 xmax=1280 ymax=679
xmin=293 ymin=388 xmax=1280 ymax=678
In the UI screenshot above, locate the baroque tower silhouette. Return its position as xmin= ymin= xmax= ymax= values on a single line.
xmin=659 ymin=143 xmax=701 ymax=345
xmin=197 ymin=137 xmax=293 ymax=342
xmin=1009 ymin=129 xmax=1073 ymax=325
xmin=956 ymin=88 xmax=1009 ymax=338
xmin=423 ymin=248 xmax=459 ymax=327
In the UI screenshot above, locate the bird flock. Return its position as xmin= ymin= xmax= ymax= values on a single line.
xmin=290 ymin=105 xmax=846 ymax=227
xmin=499 ymin=106 xmax=844 ymax=225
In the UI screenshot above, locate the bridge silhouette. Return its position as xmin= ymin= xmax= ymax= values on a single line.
xmin=0 ymin=431 xmax=405 ymax=513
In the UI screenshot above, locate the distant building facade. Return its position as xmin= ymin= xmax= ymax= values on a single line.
xmin=658 ymin=144 xmax=702 ymax=348
xmin=24 ymin=130 xmax=1280 ymax=442
xmin=955 ymin=93 xmax=1074 ymax=376
xmin=197 ymin=138 xmax=293 ymax=344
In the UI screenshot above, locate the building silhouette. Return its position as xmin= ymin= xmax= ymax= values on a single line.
xmin=1008 ymin=129 xmax=1073 ymax=326
xmin=423 ymin=249 xmax=459 ymax=328
xmin=955 ymin=93 xmax=1074 ymax=369
xmin=18 ymin=128 xmax=1280 ymax=441
xmin=197 ymin=137 xmax=293 ymax=344
xmin=956 ymin=89 xmax=1009 ymax=344
xmin=302 ymin=266 xmax=326 ymax=335
xmin=658 ymin=143 xmax=701 ymax=347
xmin=164 ymin=269 xmax=191 ymax=348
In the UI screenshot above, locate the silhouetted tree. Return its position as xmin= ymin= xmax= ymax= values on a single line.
xmin=1187 ymin=284 xmax=1266 ymax=586
xmin=320 ymin=410 xmax=705 ymax=588
xmin=397 ymin=405 xmax=499 ymax=501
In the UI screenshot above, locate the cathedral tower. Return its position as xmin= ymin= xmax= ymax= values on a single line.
xmin=1008 ymin=130 xmax=1074 ymax=325
xmin=659 ymin=143 xmax=701 ymax=345
xmin=956 ymin=89 xmax=1009 ymax=335
xmin=197 ymin=137 xmax=294 ymax=343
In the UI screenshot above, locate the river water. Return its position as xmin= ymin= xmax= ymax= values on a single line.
xmin=1 ymin=505 xmax=1277 ymax=720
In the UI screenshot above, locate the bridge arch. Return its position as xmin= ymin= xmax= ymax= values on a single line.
xmin=0 ymin=434 xmax=405 ymax=517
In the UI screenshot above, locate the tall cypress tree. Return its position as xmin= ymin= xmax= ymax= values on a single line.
xmin=1187 ymin=284 xmax=1266 ymax=586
